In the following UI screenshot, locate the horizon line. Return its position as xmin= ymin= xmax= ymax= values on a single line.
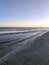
xmin=0 ymin=26 xmax=49 ymax=28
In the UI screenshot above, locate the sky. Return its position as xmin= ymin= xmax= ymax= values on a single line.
xmin=0 ymin=0 xmax=49 ymax=27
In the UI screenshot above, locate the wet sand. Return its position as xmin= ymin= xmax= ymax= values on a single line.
xmin=0 ymin=31 xmax=49 ymax=65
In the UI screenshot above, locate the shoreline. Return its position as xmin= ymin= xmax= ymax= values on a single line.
xmin=0 ymin=31 xmax=49 ymax=65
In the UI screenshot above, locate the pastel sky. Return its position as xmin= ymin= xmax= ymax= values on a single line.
xmin=0 ymin=0 xmax=49 ymax=27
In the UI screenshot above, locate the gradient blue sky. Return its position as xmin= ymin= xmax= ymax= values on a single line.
xmin=0 ymin=0 xmax=49 ymax=27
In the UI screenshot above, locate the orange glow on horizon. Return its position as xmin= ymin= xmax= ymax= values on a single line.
xmin=0 ymin=20 xmax=49 ymax=27
xmin=0 ymin=22 xmax=49 ymax=27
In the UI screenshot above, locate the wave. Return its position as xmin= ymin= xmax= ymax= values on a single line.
xmin=0 ymin=30 xmax=38 ymax=36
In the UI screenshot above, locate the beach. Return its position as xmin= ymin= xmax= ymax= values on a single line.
xmin=0 ymin=28 xmax=49 ymax=65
